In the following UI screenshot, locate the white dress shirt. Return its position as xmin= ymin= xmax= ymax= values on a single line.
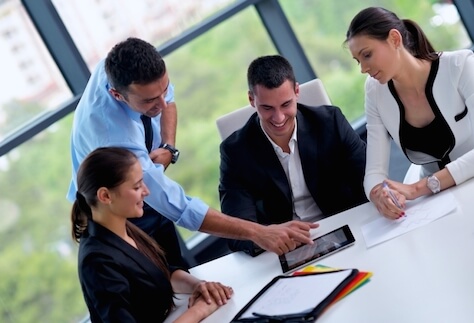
xmin=261 ymin=118 xmax=323 ymax=223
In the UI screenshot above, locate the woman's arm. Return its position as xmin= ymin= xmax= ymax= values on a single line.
xmin=387 ymin=167 xmax=456 ymax=200
xmin=363 ymin=77 xmax=394 ymax=198
xmin=171 ymin=269 xmax=233 ymax=306
xmin=173 ymin=297 xmax=219 ymax=323
xmin=171 ymin=270 xmax=233 ymax=323
xmin=379 ymin=167 xmax=456 ymax=219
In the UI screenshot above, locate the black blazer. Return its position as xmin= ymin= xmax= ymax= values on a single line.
xmin=219 ymin=104 xmax=367 ymax=256
xmin=78 ymin=221 xmax=175 ymax=323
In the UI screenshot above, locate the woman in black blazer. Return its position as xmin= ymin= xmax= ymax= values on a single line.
xmin=71 ymin=147 xmax=233 ymax=322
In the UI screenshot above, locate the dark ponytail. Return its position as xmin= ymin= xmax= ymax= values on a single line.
xmin=345 ymin=7 xmax=439 ymax=61
xmin=71 ymin=192 xmax=91 ymax=243
xmin=70 ymin=147 xmax=136 ymax=243
xmin=70 ymin=147 xmax=171 ymax=291
xmin=402 ymin=19 xmax=438 ymax=60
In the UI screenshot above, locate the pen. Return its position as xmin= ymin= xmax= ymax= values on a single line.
xmin=382 ymin=181 xmax=404 ymax=210
xmin=252 ymin=312 xmax=314 ymax=322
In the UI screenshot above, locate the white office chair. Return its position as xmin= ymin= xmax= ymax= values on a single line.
xmin=403 ymin=163 xmax=422 ymax=184
xmin=216 ymin=78 xmax=332 ymax=140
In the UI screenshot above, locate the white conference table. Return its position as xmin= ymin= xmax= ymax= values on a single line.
xmin=164 ymin=178 xmax=474 ymax=323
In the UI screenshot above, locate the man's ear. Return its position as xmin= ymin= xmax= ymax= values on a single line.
xmin=294 ymin=82 xmax=300 ymax=99
xmin=97 ymin=187 xmax=112 ymax=204
xmin=248 ymin=90 xmax=256 ymax=108
xmin=109 ymin=88 xmax=122 ymax=101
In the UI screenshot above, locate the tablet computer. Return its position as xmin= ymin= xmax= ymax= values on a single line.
xmin=279 ymin=225 xmax=355 ymax=274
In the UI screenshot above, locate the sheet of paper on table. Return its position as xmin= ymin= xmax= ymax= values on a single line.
xmin=361 ymin=190 xmax=457 ymax=248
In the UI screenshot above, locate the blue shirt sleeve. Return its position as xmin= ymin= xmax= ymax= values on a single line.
xmin=67 ymin=60 xmax=207 ymax=231
xmin=165 ymin=83 xmax=174 ymax=103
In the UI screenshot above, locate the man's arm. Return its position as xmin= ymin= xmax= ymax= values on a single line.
xmin=160 ymin=101 xmax=177 ymax=145
xmin=150 ymin=101 xmax=178 ymax=167
xmin=199 ymin=208 xmax=318 ymax=255
xmin=219 ymin=137 xmax=263 ymax=255
xmin=335 ymin=106 xmax=368 ymax=204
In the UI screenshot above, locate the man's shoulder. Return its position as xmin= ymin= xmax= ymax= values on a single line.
xmin=78 ymin=59 xmax=113 ymax=109
xmin=221 ymin=114 xmax=260 ymax=147
xmin=297 ymin=103 xmax=343 ymax=120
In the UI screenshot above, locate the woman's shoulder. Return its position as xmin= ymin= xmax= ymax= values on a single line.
xmin=440 ymin=49 xmax=474 ymax=66
xmin=364 ymin=75 xmax=388 ymax=97
xmin=365 ymin=75 xmax=377 ymax=87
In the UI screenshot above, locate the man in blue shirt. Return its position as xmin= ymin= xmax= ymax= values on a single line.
xmin=68 ymin=37 xmax=317 ymax=266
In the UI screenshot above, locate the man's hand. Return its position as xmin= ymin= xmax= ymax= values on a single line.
xmin=253 ymin=221 xmax=319 ymax=255
xmin=149 ymin=147 xmax=172 ymax=169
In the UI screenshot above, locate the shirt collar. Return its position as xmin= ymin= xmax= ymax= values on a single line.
xmin=259 ymin=117 xmax=298 ymax=155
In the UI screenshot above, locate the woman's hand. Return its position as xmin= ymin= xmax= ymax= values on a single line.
xmin=188 ymin=281 xmax=233 ymax=308
xmin=384 ymin=179 xmax=421 ymax=200
xmin=370 ymin=180 xmax=406 ymax=220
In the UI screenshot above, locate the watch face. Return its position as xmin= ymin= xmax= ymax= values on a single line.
xmin=161 ymin=144 xmax=179 ymax=163
xmin=171 ymin=150 xmax=179 ymax=163
xmin=427 ymin=176 xmax=440 ymax=193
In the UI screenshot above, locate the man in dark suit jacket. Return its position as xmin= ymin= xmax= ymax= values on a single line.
xmin=219 ymin=55 xmax=368 ymax=256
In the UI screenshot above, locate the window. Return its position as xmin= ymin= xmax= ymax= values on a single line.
xmin=0 ymin=0 xmax=71 ymax=143
xmin=52 ymin=0 xmax=235 ymax=70
xmin=282 ymin=0 xmax=471 ymax=122
xmin=164 ymin=6 xmax=276 ymax=244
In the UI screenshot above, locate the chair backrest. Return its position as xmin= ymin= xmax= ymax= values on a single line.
xmin=215 ymin=78 xmax=332 ymax=140
xmin=403 ymin=163 xmax=422 ymax=184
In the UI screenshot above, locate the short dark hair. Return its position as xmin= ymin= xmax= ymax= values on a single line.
xmin=345 ymin=7 xmax=438 ymax=61
xmin=104 ymin=37 xmax=167 ymax=94
xmin=247 ymin=55 xmax=296 ymax=94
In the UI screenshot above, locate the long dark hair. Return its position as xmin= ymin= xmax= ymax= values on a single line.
xmin=345 ymin=7 xmax=439 ymax=61
xmin=71 ymin=147 xmax=170 ymax=279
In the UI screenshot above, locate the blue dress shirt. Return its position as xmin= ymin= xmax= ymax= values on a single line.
xmin=67 ymin=59 xmax=208 ymax=230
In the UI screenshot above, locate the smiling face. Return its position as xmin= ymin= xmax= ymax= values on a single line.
xmin=107 ymin=160 xmax=150 ymax=219
xmin=249 ymin=80 xmax=299 ymax=144
xmin=348 ymin=32 xmax=400 ymax=84
xmin=110 ymin=73 xmax=170 ymax=118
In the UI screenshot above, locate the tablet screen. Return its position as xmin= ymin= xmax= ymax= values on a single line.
xmin=279 ymin=225 xmax=355 ymax=273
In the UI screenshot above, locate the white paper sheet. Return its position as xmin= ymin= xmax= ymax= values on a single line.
xmin=240 ymin=269 xmax=353 ymax=319
xmin=361 ymin=191 xmax=457 ymax=248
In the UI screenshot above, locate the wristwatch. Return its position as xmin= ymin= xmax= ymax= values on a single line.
xmin=427 ymin=175 xmax=441 ymax=194
xmin=161 ymin=143 xmax=180 ymax=164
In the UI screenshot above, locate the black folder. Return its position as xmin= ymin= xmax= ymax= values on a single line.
xmin=231 ymin=268 xmax=358 ymax=322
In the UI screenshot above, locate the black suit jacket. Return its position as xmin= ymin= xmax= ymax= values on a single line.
xmin=78 ymin=221 xmax=176 ymax=323
xmin=219 ymin=104 xmax=367 ymax=256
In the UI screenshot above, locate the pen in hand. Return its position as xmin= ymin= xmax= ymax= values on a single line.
xmin=382 ymin=181 xmax=406 ymax=217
